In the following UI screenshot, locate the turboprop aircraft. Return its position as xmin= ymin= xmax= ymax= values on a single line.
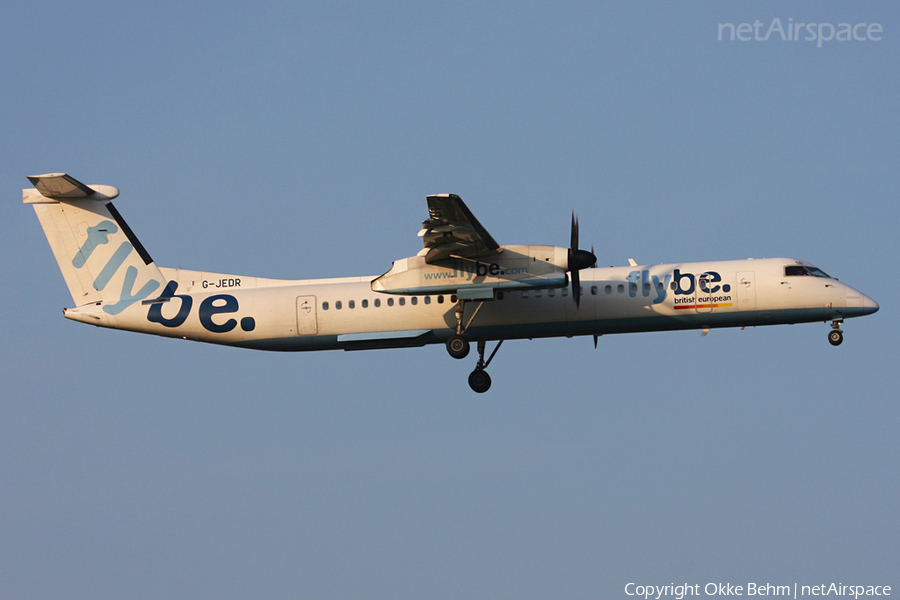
xmin=25 ymin=173 xmax=879 ymax=393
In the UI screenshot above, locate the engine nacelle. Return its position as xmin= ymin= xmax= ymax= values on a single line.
xmin=371 ymin=245 xmax=569 ymax=296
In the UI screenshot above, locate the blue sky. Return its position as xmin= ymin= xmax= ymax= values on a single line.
xmin=1 ymin=1 xmax=897 ymax=599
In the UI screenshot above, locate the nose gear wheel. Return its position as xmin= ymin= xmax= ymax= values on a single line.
xmin=828 ymin=321 xmax=844 ymax=346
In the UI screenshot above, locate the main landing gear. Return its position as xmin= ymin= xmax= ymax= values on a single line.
xmin=445 ymin=299 xmax=503 ymax=393
xmin=828 ymin=321 xmax=844 ymax=346
xmin=467 ymin=340 xmax=504 ymax=393
xmin=469 ymin=340 xmax=503 ymax=394
xmin=446 ymin=334 xmax=503 ymax=393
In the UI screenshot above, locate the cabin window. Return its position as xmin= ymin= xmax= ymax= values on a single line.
xmin=497 ymin=291 xmax=505 ymax=300
xmin=348 ymin=300 xmax=355 ymax=309
xmin=657 ymin=282 xmax=664 ymax=292
xmin=785 ymin=265 xmax=831 ymax=278
xmin=671 ymin=281 xmax=677 ymax=291
xmin=411 ymin=297 xmax=418 ymax=305
xmin=522 ymin=291 xmax=529 ymax=299
xmin=451 ymin=294 xmax=458 ymax=302
xmin=399 ymin=297 xmax=406 ymax=306
xmin=322 ymin=301 xmax=329 ymax=310
xmin=535 ymin=290 xmax=542 ymax=298
xmin=605 ymin=285 xmax=612 ymax=295
xmin=424 ymin=296 xmax=431 ymax=304
xmin=591 ymin=286 xmax=598 ymax=295
xmin=630 ymin=283 xmax=638 ymax=294
xmin=388 ymin=298 xmax=394 ymax=307
xmin=362 ymin=299 xmax=368 ymax=308
xmin=560 ymin=288 xmax=567 ymax=297
xmin=643 ymin=283 xmax=651 ymax=293
xmin=437 ymin=295 xmax=445 ymax=303
xmin=548 ymin=289 xmax=555 ymax=297
xmin=374 ymin=298 xmax=381 ymax=308
xmin=335 ymin=300 xmax=343 ymax=310
xmin=618 ymin=284 xmax=625 ymax=294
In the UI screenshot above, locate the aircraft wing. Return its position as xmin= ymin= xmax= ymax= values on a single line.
xmin=417 ymin=194 xmax=500 ymax=263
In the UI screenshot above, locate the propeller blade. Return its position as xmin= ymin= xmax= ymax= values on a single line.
xmin=567 ymin=212 xmax=596 ymax=308
xmin=571 ymin=212 xmax=579 ymax=250
xmin=571 ymin=268 xmax=581 ymax=309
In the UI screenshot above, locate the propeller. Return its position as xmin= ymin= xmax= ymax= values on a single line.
xmin=568 ymin=212 xmax=597 ymax=308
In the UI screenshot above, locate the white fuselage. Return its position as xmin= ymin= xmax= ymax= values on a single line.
xmin=62 ymin=257 xmax=879 ymax=352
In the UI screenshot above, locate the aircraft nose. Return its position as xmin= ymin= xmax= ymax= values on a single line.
xmin=860 ymin=293 xmax=880 ymax=315
xmin=840 ymin=284 xmax=879 ymax=318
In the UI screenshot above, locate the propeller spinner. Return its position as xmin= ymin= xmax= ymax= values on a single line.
xmin=568 ymin=213 xmax=597 ymax=308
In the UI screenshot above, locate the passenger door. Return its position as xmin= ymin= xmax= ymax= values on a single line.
xmin=296 ymin=295 xmax=318 ymax=335
xmin=695 ymin=273 xmax=713 ymax=313
xmin=736 ymin=271 xmax=756 ymax=311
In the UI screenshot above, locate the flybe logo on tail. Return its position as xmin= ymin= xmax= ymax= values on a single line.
xmin=71 ymin=219 xmax=160 ymax=315
xmin=70 ymin=215 xmax=255 ymax=333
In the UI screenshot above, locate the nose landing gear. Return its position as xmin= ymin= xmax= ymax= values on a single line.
xmin=828 ymin=321 xmax=844 ymax=346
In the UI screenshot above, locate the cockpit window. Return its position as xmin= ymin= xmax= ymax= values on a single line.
xmin=785 ymin=265 xmax=831 ymax=278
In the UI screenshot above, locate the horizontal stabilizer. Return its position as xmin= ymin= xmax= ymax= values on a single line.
xmin=26 ymin=173 xmax=119 ymax=201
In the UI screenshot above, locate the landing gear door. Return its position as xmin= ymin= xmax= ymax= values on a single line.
xmin=296 ymin=295 xmax=318 ymax=335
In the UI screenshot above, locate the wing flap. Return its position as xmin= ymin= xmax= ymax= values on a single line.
xmin=420 ymin=194 xmax=500 ymax=262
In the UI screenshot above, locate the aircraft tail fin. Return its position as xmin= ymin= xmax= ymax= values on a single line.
xmin=25 ymin=173 xmax=165 ymax=314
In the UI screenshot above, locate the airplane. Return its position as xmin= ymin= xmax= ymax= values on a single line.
xmin=24 ymin=173 xmax=879 ymax=393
